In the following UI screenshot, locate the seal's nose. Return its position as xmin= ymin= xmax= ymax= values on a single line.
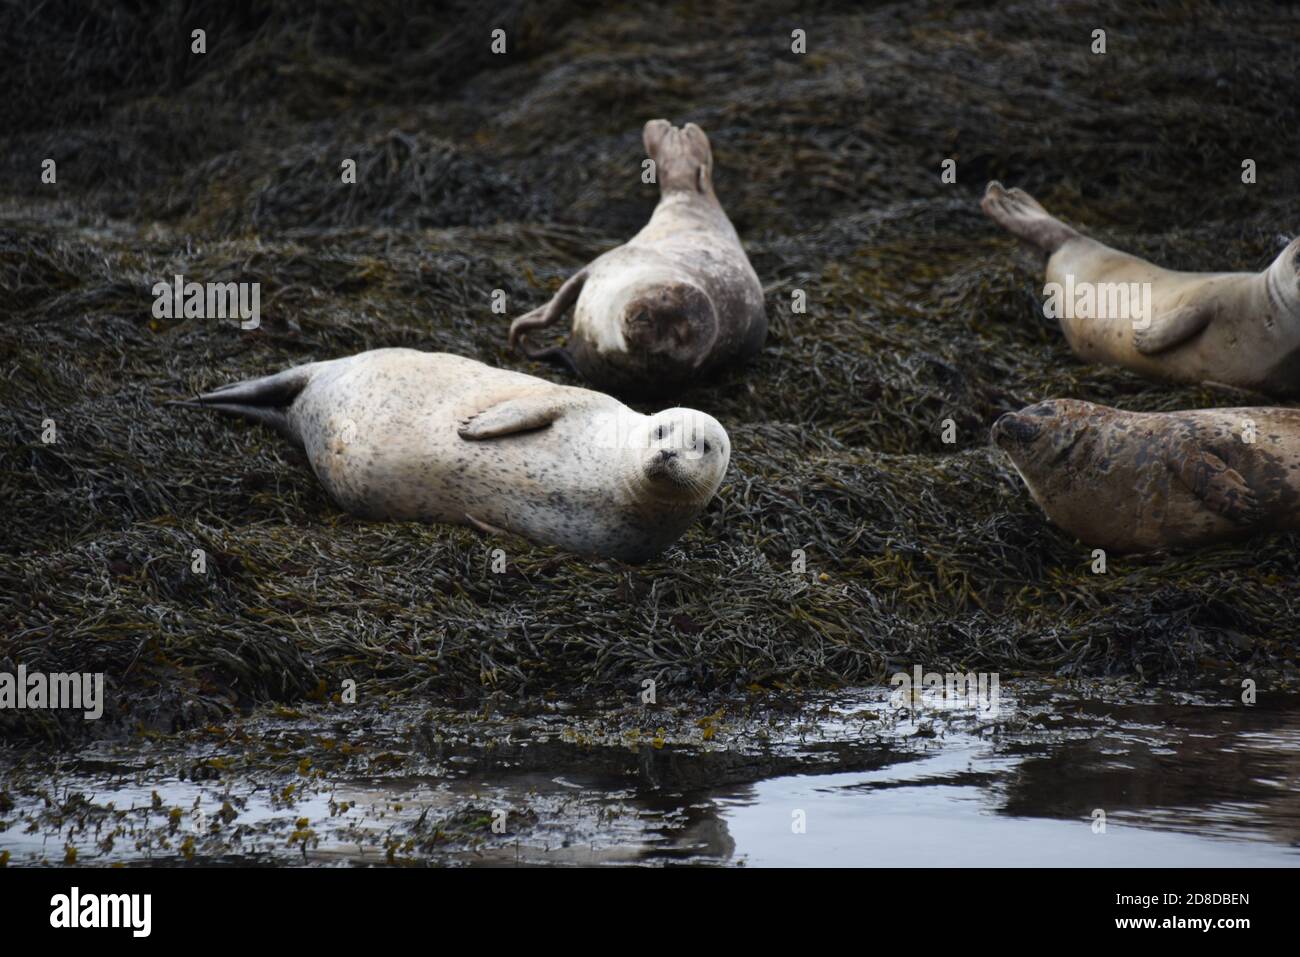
xmin=992 ymin=412 xmax=1040 ymax=447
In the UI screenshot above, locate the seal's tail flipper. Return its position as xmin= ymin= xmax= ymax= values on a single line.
xmin=172 ymin=364 xmax=315 ymax=443
xmin=980 ymin=181 xmax=1079 ymax=254
xmin=643 ymin=119 xmax=714 ymax=194
xmin=508 ymin=268 xmax=588 ymax=358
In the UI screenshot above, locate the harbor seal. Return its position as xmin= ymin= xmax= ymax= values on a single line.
xmin=991 ymin=398 xmax=1300 ymax=552
xmin=981 ymin=181 xmax=1300 ymax=396
xmin=180 ymin=348 xmax=731 ymax=562
xmin=508 ymin=119 xmax=766 ymax=397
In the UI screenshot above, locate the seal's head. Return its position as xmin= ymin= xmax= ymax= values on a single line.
xmin=992 ymin=399 xmax=1102 ymax=481
xmin=631 ymin=407 xmax=730 ymax=504
xmin=643 ymin=119 xmax=714 ymax=194
xmin=621 ymin=278 xmax=719 ymax=368
xmin=1265 ymin=237 xmax=1300 ymax=317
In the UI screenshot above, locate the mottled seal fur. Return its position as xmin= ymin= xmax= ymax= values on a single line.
xmin=982 ymin=181 xmax=1300 ymax=396
xmin=508 ymin=119 xmax=766 ymax=397
xmin=992 ymin=398 xmax=1300 ymax=551
xmin=181 ymin=348 xmax=731 ymax=562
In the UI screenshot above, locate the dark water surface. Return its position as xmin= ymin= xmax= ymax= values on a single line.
xmin=3 ymin=681 xmax=1297 ymax=866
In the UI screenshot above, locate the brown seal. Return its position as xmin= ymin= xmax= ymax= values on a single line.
xmin=179 ymin=348 xmax=731 ymax=562
xmin=991 ymin=398 xmax=1300 ymax=551
xmin=981 ymin=181 xmax=1300 ymax=396
xmin=508 ymin=119 xmax=766 ymax=397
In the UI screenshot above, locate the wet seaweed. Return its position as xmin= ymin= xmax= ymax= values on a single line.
xmin=2 ymin=0 xmax=1300 ymax=745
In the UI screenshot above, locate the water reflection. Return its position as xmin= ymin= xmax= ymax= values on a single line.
xmin=1 ymin=684 xmax=1297 ymax=866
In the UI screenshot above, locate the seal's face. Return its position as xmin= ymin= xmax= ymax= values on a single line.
xmin=643 ymin=119 xmax=714 ymax=194
xmin=1273 ymin=237 xmax=1300 ymax=315
xmin=622 ymin=280 xmax=719 ymax=366
xmin=634 ymin=408 xmax=730 ymax=502
xmin=992 ymin=399 xmax=1097 ymax=479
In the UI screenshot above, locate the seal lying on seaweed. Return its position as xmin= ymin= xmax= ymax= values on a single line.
xmin=509 ymin=119 xmax=766 ymax=397
xmin=983 ymin=181 xmax=1300 ymax=396
xmin=992 ymin=398 xmax=1300 ymax=551
xmin=180 ymin=348 xmax=730 ymax=562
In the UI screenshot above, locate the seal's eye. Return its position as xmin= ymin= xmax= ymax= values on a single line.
xmin=702 ymin=441 xmax=712 ymax=454
xmin=654 ymin=425 xmax=667 ymax=442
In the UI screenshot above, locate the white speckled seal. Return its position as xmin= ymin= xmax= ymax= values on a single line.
xmin=508 ymin=119 xmax=766 ymax=397
xmin=185 ymin=349 xmax=731 ymax=562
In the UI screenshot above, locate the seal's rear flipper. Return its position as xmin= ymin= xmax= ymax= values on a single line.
xmin=458 ymin=394 xmax=566 ymax=440
xmin=1169 ymin=443 xmax=1263 ymax=525
xmin=509 ymin=269 xmax=588 ymax=357
xmin=175 ymin=365 xmax=315 ymax=443
xmin=981 ymin=181 xmax=1079 ymax=254
xmin=1133 ymin=304 xmax=1213 ymax=355
xmin=522 ymin=345 xmax=581 ymax=377
xmin=643 ymin=119 xmax=714 ymax=194
xmin=169 ymin=399 xmax=294 ymax=439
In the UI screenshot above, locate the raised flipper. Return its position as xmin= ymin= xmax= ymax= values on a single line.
xmin=171 ymin=364 xmax=316 ymax=442
xmin=1133 ymin=304 xmax=1213 ymax=355
xmin=508 ymin=268 xmax=589 ymax=359
xmin=1168 ymin=442 xmax=1263 ymax=525
xmin=980 ymin=181 xmax=1080 ymax=254
xmin=457 ymin=393 xmax=567 ymax=440
xmin=643 ymin=119 xmax=714 ymax=194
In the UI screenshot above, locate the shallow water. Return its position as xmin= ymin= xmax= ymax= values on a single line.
xmin=2 ymin=681 xmax=1297 ymax=867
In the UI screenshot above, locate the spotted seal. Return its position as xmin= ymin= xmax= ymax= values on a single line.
xmin=181 ymin=348 xmax=731 ymax=562
xmin=992 ymin=398 xmax=1300 ymax=551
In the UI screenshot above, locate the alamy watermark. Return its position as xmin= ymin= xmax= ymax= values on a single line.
xmin=1043 ymin=275 xmax=1153 ymax=329
xmin=50 ymin=887 xmax=151 ymax=937
xmin=0 ymin=665 xmax=104 ymax=720
xmin=151 ymin=274 xmax=260 ymax=329
xmin=889 ymin=665 xmax=1000 ymax=713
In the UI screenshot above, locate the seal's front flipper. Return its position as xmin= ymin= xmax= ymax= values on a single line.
xmin=1133 ymin=304 xmax=1213 ymax=355
xmin=465 ymin=512 xmax=510 ymax=537
xmin=458 ymin=394 xmax=565 ymax=440
xmin=508 ymin=269 xmax=588 ymax=357
xmin=1169 ymin=443 xmax=1263 ymax=525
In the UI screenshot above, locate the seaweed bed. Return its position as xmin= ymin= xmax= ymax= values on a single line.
xmin=3 ymin=0 xmax=1300 ymax=746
